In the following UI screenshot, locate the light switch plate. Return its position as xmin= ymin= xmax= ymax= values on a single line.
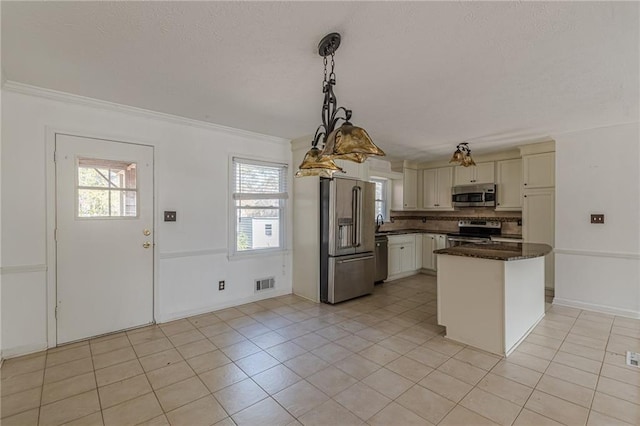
xmin=590 ymin=214 xmax=604 ymax=224
xmin=164 ymin=211 xmax=177 ymax=222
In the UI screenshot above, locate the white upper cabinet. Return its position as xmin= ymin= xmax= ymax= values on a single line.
xmin=523 ymin=152 xmax=555 ymax=188
xmin=495 ymin=158 xmax=522 ymax=211
xmin=422 ymin=167 xmax=453 ymax=210
xmin=403 ymin=168 xmax=418 ymax=209
xmin=392 ymin=167 xmax=418 ymax=210
xmin=453 ymin=162 xmax=495 ymax=185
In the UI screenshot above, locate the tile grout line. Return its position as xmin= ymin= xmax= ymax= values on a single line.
xmin=584 ymin=313 xmax=615 ymax=425
xmin=37 ymin=346 xmax=47 ymax=426
xmin=88 ymin=336 xmax=106 ymax=426
xmin=502 ymin=306 xmax=578 ymax=425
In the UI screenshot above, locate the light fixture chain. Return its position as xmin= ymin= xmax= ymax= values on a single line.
xmin=330 ymin=52 xmax=336 ymax=81
xmin=323 ymin=56 xmax=328 ymax=85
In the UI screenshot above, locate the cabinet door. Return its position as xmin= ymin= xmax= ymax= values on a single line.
xmin=523 ymin=152 xmax=555 ymax=188
xmin=436 ymin=167 xmax=453 ymax=209
xmin=523 ymin=188 xmax=555 ymax=288
xmin=334 ymin=159 xmax=369 ymax=180
xmin=453 ymin=166 xmax=474 ymax=186
xmin=474 ymin=162 xmax=495 ymax=184
xmin=523 ymin=189 xmax=554 ymax=245
xmin=414 ymin=234 xmax=423 ymax=270
xmin=403 ymin=168 xmax=418 ymax=209
xmin=400 ymin=241 xmax=416 ymax=272
xmin=435 ymin=234 xmax=448 ymax=250
xmin=388 ymin=244 xmax=403 ymax=276
xmin=496 ymin=159 xmax=522 ymax=210
xmin=421 ymin=168 xmax=438 ymax=209
xmin=422 ymin=234 xmax=435 ymax=270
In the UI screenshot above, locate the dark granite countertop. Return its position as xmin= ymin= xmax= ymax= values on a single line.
xmin=434 ymin=242 xmax=552 ymax=261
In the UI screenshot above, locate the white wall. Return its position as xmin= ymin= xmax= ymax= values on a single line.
xmin=554 ymin=122 xmax=640 ymax=318
xmin=1 ymin=84 xmax=293 ymax=357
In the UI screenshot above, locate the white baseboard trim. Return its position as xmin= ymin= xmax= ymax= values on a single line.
xmin=156 ymin=288 xmax=292 ymax=323
xmin=553 ymin=298 xmax=640 ymax=319
xmin=2 ymin=342 xmax=49 ymax=359
xmin=0 ymin=264 xmax=47 ymax=275
xmin=555 ymin=248 xmax=640 ymax=260
xmin=386 ymin=270 xmax=421 ymax=282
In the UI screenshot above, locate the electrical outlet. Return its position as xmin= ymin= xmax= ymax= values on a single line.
xmin=590 ymin=214 xmax=605 ymax=224
xmin=164 ymin=211 xmax=177 ymax=222
xmin=218 ymin=280 xmax=225 ymax=291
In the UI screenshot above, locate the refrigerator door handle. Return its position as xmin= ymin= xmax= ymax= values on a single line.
xmin=337 ymin=255 xmax=374 ymax=264
xmin=352 ymin=186 xmax=362 ymax=247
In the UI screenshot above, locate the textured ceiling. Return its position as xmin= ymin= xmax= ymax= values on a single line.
xmin=2 ymin=2 xmax=638 ymax=161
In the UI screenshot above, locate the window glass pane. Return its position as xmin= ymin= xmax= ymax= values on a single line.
xmin=235 ymin=162 xmax=285 ymax=193
xmin=237 ymin=199 xmax=281 ymax=208
xmin=78 ymin=167 xmax=110 ymax=187
xmin=109 ymin=190 xmax=137 ymax=217
xmin=78 ymin=189 xmax=110 ymax=217
xmin=375 ymin=181 xmax=383 ymax=200
xmin=236 ymin=208 xmax=281 ymax=251
xmin=375 ymin=201 xmax=384 ymax=219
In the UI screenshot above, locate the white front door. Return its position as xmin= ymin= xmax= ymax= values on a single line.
xmin=56 ymin=134 xmax=154 ymax=344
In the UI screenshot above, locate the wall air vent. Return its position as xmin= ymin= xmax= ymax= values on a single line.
xmin=255 ymin=277 xmax=275 ymax=292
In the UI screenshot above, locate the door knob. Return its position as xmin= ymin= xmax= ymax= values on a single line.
xmin=143 ymin=242 xmax=151 ymax=249
xmin=143 ymin=229 xmax=151 ymax=236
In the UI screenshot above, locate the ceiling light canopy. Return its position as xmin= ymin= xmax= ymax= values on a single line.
xmin=295 ymin=33 xmax=385 ymax=178
xmin=449 ymin=142 xmax=476 ymax=167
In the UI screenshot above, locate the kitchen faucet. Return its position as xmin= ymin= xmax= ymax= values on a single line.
xmin=375 ymin=214 xmax=384 ymax=232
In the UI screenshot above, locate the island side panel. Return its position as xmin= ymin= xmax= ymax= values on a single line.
xmin=437 ymin=254 xmax=505 ymax=355
xmin=504 ymin=256 xmax=546 ymax=355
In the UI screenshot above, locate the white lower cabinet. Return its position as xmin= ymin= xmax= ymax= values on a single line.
xmin=387 ymin=234 xmax=418 ymax=280
xmin=422 ymin=234 xmax=448 ymax=271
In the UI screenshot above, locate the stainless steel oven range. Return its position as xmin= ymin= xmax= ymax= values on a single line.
xmin=446 ymin=220 xmax=501 ymax=247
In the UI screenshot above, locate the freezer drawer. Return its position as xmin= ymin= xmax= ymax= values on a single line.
xmin=325 ymin=253 xmax=375 ymax=304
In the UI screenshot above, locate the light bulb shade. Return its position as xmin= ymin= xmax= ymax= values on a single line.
xmin=461 ymin=154 xmax=476 ymax=167
xmin=320 ymin=123 xmax=385 ymax=163
xmin=449 ymin=149 xmax=464 ymax=164
xmin=295 ymin=147 xmax=344 ymax=178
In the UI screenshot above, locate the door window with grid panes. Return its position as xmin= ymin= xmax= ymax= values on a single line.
xmin=77 ymin=157 xmax=138 ymax=218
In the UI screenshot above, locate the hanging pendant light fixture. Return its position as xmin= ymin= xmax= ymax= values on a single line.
xmin=295 ymin=33 xmax=385 ymax=178
xmin=449 ymin=142 xmax=476 ymax=167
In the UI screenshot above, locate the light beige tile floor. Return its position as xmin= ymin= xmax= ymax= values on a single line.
xmin=2 ymin=274 xmax=640 ymax=426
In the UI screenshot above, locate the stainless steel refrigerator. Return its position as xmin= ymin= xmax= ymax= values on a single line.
xmin=320 ymin=177 xmax=375 ymax=304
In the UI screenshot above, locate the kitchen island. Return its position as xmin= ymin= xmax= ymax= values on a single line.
xmin=434 ymin=242 xmax=552 ymax=356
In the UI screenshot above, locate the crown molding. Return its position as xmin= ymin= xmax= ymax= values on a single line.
xmin=2 ymin=80 xmax=289 ymax=146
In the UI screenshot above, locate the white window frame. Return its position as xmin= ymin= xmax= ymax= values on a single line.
xmin=230 ymin=156 xmax=288 ymax=257
xmin=371 ymin=177 xmax=389 ymax=222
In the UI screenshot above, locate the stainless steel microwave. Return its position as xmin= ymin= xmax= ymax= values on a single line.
xmin=451 ymin=183 xmax=496 ymax=208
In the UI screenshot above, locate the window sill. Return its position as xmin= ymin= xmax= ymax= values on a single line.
xmin=228 ymin=249 xmax=291 ymax=262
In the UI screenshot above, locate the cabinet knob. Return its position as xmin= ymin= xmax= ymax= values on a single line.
xmin=524 ymin=195 xmax=527 ymax=198
xmin=401 ymin=246 xmax=404 ymax=249
xmin=524 ymin=183 xmax=528 ymax=186
xmin=497 ymin=203 xmax=500 ymax=205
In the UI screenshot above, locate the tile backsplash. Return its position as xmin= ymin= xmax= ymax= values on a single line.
xmin=378 ymin=208 xmax=522 ymax=235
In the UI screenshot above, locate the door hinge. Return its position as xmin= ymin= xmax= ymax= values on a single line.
xmin=55 ymin=305 xmax=58 ymax=319
xmin=54 ymin=228 xmax=57 ymax=241
xmin=53 ymin=151 xmax=57 ymax=162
